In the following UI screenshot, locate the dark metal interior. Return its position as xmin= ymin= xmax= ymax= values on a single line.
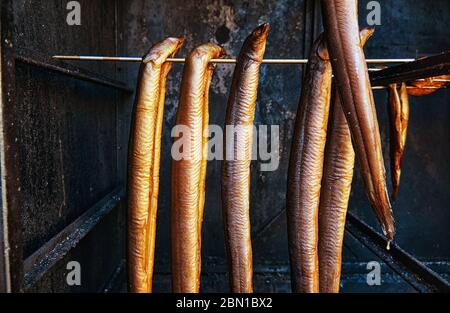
xmin=0 ymin=0 xmax=449 ymax=292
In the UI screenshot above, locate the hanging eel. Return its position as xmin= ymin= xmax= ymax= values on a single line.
xmin=407 ymin=74 xmax=450 ymax=96
xmin=128 ymin=37 xmax=184 ymax=293
xmin=318 ymin=27 xmax=375 ymax=294
xmin=321 ymin=0 xmax=395 ymax=241
xmin=388 ymin=83 xmax=409 ymax=200
xmin=222 ymin=23 xmax=269 ymax=293
xmin=287 ymin=33 xmax=332 ymax=293
xmin=171 ymin=43 xmax=225 ymax=293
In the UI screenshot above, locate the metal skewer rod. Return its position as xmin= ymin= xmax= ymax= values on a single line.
xmin=51 ymin=56 xmax=448 ymax=89
xmin=372 ymin=86 xmax=446 ymax=90
xmin=413 ymin=78 xmax=450 ymax=82
xmin=52 ymin=55 xmax=416 ymax=64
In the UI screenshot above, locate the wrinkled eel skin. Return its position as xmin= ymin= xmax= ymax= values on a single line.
xmin=388 ymin=83 xmax=409 ymax=200
xmin=222 ymin=24 xmax=269 ymax=293
xmin=321 ymin=0 xmax=395 ymax=241
xmin=128 ymin=37 xmax=184 ymax=293
xmin=318 ymin=28 xmax=374 ymax=294
xmin=287 ymin=33 xmax=332 ymax=293
xmin=171 ymin=43 xmax=225 ymax=293
xmin=407 ymin=74 xmax=450 ymax=96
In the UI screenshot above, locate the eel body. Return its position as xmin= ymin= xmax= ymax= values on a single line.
xmin=407 ymin=74 xmax=450 ymax=96
xmin=388 ymin=83 xmax=410 ymax=200
xmin=128 ymin=37 xmax=184 ymax=293
xmin=171 ymin=43 xmax=225 ymax=293
xmin=318 ymin=28 xmax=374 ymax=293
xmin=222 ymin=23 xmax=269 ymax=293
xmin=321 ymin=0 xmax=395 ymax=241
xmin=287 ymin=33 xmax=332 ymax=293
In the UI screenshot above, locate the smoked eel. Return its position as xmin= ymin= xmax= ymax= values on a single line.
xmin=128 ymin=37 xmax=184 ymax=293
xmin=287 ymin=33 xmax=332 ymax=293
xmin=407 ymin=74 xmax=450 ymax=96
xmin=318 ymin=27 xmax=375 ymax=293
xmin=171 ymin=43 xmax=225 ymax=293
xmin=321 ymin=0 xmax=395 ymax=241
xmin=388 ymin=83 xmax=409 ymax=200
xmin=222 ymin=24 xmax=269 ymax=293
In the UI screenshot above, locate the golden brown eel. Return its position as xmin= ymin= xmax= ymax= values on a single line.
xmin=222 ymin=23 xmax=269 ymax=293
xmin=407 ymin=74 xmax=450 ymax=96
xmin=321 ymin=0 xmax=395 ymax=241
xmin=287 ymin=33 xmax=332 ymax=293
xmin=388 ymin=83 xmax=409 ymax=200
xmin=318 ymin=28 xmax=375 ymax=294
xmin=171 ymin=43 xmax=225 ymax=293
xmin=128 ymin=37 xmax=184 ymax=293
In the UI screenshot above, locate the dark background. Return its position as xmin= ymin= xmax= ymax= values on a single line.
xmin=1 ymin=0 xmax=449 ymax=292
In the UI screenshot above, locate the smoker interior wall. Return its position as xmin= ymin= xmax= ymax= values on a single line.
xmin=9 ymin=0 xmax=131 ymax=292
xmin=123 ymin=0 xmax=450 ymax=292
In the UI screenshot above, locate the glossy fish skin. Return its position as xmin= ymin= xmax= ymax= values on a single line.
xmin=388 ymin=83 xmax=409 ymax=200
xmin=128 ymin=37 xmax=184 ymax=293
xmin=171 ymin=43 xmax=225 ymax=293
xmin=321 ymin=0 xmax=395 ymax=240
xmin=318 ymin=28 xmax=374 ymax=293
xmin=407 ymin=74 xmax=450 ymax=96
xmin=222 ymin=24 xmax=269 ymax=293
xmin=318 ymin=90 xmax=354 ymax=293
xmin=287 ymin=33 xmax=332 ymax=293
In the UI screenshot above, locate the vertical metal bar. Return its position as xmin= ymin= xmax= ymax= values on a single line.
xmin=0 ymin=0 xmax=24 ymax=293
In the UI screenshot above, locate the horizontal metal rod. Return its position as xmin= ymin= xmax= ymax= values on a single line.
xmin=53 ymin=55 xmax=416 ymax=64
xmin=415 ymin=78 xmax=450 ymax=82
xmin=373 ymin=86 xmax=446 ymax=90
xmin=51 ymin=55 xmax=448 ymax=89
